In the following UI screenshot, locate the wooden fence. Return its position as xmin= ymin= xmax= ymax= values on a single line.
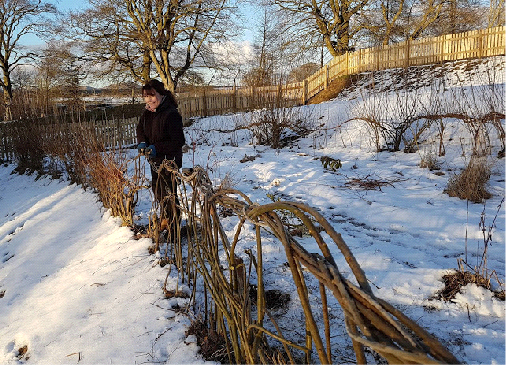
xmin=176 ymin=84 xmax=302 ymax=119
xmin=0 ymin=117 xmax=139 ymax=162
xmin=176 ymin=26 xmax=505 ymax=119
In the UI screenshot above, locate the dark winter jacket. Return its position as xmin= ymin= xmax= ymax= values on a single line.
xmin=136 ymin=97 xmax=185 ymax=168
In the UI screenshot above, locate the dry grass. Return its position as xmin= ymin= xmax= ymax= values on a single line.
xmin=433 ymin=270 xmax=505 ymax=302
xmin=344 ymin=174 xmax=406 ymax=191
xmin=440 ymin=271 xmax=487 ymax=301
xmin=308 ymin=75 xmax=356 ymax=104
xmin=419 ymin=152 xmax=441 ymax=171
xmin=444 ymin=157 xmax=492 ymax=203
xmin=433 ymin=198 xmax=505 ymax=303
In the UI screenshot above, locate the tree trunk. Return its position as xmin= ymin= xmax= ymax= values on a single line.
xmin=2 ymin=72 xmax=13 ymax=121
xmin=141 ymin=50 xmax=151 ymax=84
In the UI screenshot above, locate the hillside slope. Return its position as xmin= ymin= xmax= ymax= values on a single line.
xmin=309 ymin=56 xmax=504 ymax=104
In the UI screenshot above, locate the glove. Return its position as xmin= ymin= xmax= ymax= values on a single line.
xmin=146 ymin=144 xmax=156 ymax=158
xmin=137 ymin=142 xmax=147 ymax=154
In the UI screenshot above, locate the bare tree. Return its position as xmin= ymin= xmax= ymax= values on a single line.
xmin=488 ymin=0 xmax=505 ymax=27
xmin=41 ymin=41 xmax=85 ymax=114
xmin=360 ymin=0 xmax=488 ymax=47
xmin=0 ymin=0 xmax=55 ymax=120
xmin=378 ymin=0 xmax=404 ymax=45
xmin=68 ymin=0 xmax=240 ymax=92
xmin=404 ymin=0 xmax=445 ymax=40
xmin=242 ymin=5 xmax=288 ymax=86
xmin=272 ymin=0 xmax=371 ymax=57
xmin=35 ymin=42 xmax=64 ymax=115
xmin=426 ymin=0 xmax=486 ymax=36
xmin=355 ymin=0 xmax=404 ymax=46
xmin=287 ymin=62 xmax=320 ymax=83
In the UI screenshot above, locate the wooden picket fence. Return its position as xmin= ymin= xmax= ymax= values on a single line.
xmin=176 ymin=26 xmax=505 ymax=119
xmin=0 ymin=116 xmax=139 ymax=162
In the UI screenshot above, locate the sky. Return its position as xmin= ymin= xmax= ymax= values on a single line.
xmin=0 ymin=55 xmax=504 ymax=366
xmin=21 ymin=0 xmax=259 ymax=47
xmin=18 ymin=0 xmax=259 ymax=87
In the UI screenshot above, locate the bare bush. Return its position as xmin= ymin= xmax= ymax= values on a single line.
xmin=435 ymin=199 xmax=505 ymax=302
xmin=448 ymin=66 xmax=505 ymax=157
xmin=61 ymin=123 xmax=147 ymax=227
xmin=236 ymin=102 xmax=316 ymax=149
xmin=419 ymin=152 xmax=441 ymax=170
xmin=10 ymin=119 xmax=46 ymax=175
xmin=83 ymin=148 xmax=147 ymax=227
xmin=351 ymin=59 xmax=505 ymax=156
xmin=352 ymin=71 xmax=426 ymax=152
xmin=6 ymin=114 xmax=147 ymax=226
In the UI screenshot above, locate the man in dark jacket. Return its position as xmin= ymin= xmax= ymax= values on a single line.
xmin=136 ymin=79 xmax=185 ymax=231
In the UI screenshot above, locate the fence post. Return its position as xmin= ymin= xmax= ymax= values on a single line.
xmin=345 ymin=51 xmax=349 ymax=75
xmin=324 ymin=65 xmax=329 ymax=90
xmin=478 ymin=28 xmax=484 ymax=58
xmin=203 ymin=90 xmax=208 ymax=117
xmin=116 ymin=117 xmax=120 ymax=149
xmin=440 ymin=35 xmax=445 ymax=63
xmin=302 ymin=79 xmax=308 ymax=104
xmin=376 ymin=46 xmax=380 ymax=71
xmin=250 ymin=86 xmax=255 ymax=110
xmin=405 ymin=38 xmax=411 ymax=68
xmin=0 ymin=123 xmax=5 ymax=161
xmin=233 ymin=84 xmax=237 ymax=112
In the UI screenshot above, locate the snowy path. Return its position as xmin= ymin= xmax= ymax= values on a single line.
xmin=0 ymin=166 xmax=205 ymax=365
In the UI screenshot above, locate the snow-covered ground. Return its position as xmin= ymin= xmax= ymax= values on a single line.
xmin=0 ymin=57 xmax=504 ymax=366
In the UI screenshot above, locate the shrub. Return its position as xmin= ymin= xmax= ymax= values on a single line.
xmin=444 ymin=156 xmax=492 ymax=203
xmin=240 ymin=105 xmax=316 ymax=149
xmin=419 ymin=151 xmax=441 ymax=170
xmin=6 ymin=114 xmax=146 ymax=226
xmin=433 ymin=199 xmax=505 ymax=302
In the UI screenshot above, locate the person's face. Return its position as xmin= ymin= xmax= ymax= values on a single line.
xmin=143 ymin=89 xmax=163 ymax=111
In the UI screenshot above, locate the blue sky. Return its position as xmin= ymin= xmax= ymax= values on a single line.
xmin=22 ymin=0 xmax=258 ymax=47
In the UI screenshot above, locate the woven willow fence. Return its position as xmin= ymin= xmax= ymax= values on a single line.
xmin=149 ymin=160 xmax=460 ymax=365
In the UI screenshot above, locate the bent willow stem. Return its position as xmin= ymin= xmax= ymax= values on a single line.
xmin=152 ymin=164 xmax=460 ymax=365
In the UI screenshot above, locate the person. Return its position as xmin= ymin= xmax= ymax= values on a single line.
xmin=136 ymin=79 xmax=185 ymax=232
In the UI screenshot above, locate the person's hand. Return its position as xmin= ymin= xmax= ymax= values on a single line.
xmin=137 ymin=142 xmax=147 ymax=154
xmin=145 ymin=103 xmax=156 ymax=112
xmin=146 ymin=145 xmax=156 ymax=158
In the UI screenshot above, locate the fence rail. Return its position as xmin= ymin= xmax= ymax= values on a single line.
xmin=176 ymin=26 xmax=505 ymax=119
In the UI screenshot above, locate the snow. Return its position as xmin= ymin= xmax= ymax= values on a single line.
xmin=0 ymin=169 xmax=205 ymax=365
xmin=0 ymin=57 xmax=505 ymax=367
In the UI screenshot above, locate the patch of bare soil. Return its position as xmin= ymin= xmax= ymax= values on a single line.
xmin=186 ymin=318 xmax=229 ymax=364
xmin=248 ymin=287 xmax=291 ymax=310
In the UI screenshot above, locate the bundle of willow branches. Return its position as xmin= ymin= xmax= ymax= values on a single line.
xmin=152 ymin=162 xmax=459 ymax=365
